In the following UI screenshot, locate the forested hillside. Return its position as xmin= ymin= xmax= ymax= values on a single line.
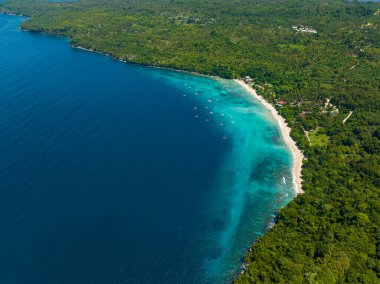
xmin=1 ymin=0 xmax=379 ymax=282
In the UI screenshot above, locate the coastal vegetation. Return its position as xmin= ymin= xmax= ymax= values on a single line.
xmin=1 ymin=0 xmax=379 ymax=282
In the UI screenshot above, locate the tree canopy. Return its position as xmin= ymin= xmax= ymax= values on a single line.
xmin=1 ymin=0 xmax=379 ymax=282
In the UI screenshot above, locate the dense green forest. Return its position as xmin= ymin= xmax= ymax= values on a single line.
xmin=1 ymin=0 xmax=379 ymax=282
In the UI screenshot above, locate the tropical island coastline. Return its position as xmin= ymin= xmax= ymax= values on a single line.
xmin=0 ymin=13 xmax=300 ymax=283
xmin=71 ymin=41 xmax=305 ymax=195
xmin=235 ymin=79 xmax=304 ymax=195
xmin=1 ymin=0 xmax=379 ymax=282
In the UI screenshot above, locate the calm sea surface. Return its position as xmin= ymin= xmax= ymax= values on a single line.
xmin=0 ymin=14 xmax=295 ymax=283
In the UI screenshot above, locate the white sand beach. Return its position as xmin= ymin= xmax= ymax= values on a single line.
xmin=234 ymin=79 xmax=304 ymax=194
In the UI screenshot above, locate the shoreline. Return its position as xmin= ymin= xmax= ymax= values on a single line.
xmin=74 ymin=44 xmax=304 ymax=194
xmin=71 ymin=45 xmax=212 ymax=78
xmin=234 ymin=79 xmax=304 ymax=194
xmin=2 ymin=10 xmax=304 ymax=194
xmin=3 ymin=12 xmax=305 ymax=278
xmin=0 ymin=10 xmax=27 ymax=17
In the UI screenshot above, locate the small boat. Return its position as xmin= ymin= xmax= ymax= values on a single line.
xmin=282 ymin=177 xmax=286 ymax=184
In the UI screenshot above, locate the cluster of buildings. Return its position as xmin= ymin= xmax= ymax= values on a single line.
xmin=243 ymin=76 xmax=341 ymax=120
xmin=292 ymin=25 xmax=317 ymax=34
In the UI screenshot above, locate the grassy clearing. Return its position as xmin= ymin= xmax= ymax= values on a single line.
xmin=309 ymin=127 xmax=329 ymax=146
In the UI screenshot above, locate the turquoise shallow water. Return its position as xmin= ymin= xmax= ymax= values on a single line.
xmin=0 ymin=14 xmax=295 ymax=283
xmin=146 ymin=71 xmax=296 ymax=280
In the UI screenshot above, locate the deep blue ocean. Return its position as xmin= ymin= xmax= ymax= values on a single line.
xmin=0 ymin=14 xmax=295 ymax=283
